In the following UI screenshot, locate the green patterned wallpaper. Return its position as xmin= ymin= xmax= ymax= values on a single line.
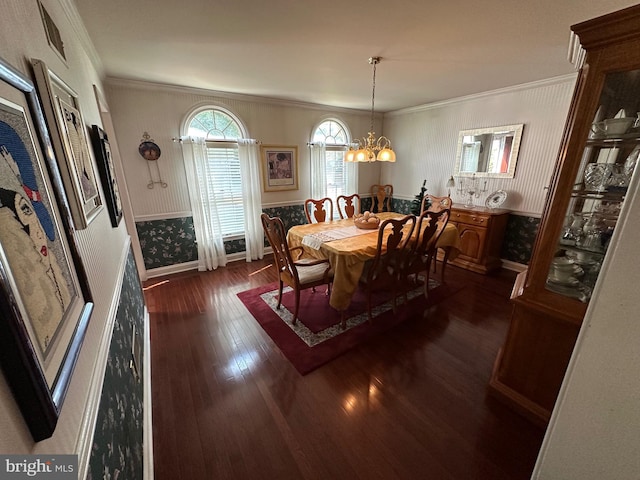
xmin=136 ymin=217 xmax=197 ymax=269
xmin=135 ymin=203 xmax=540 ymax=270
xmin=88 ymin=248 xmax=146 ymax=480
xmin=501 ymin=214 xmax=540 ymax=264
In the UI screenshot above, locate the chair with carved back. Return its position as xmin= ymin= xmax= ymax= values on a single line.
xmin=420 ymin=194 xmax=452 ymax=214
xmin=336 ymin=193 xmax=361 ymax=219
xmin=420 ymin=194 xmax=453 ymax=282
xmin=370 ymin=184 xmax=393 ymax=213
xmin=401 ymin=209 xmax=450 ymax=301
xmin=260 ymin=213 xmax=333 ymax=324
xmin=304 ymin=197 xmax=334 ymax=223
xmin=358 ymin=214 xmax=416 ymax=325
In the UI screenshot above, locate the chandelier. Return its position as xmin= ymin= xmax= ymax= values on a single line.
xmin=344 ymin=57 xmax=396 ymax=163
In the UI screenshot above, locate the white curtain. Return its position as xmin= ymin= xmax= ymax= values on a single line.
xmin=309 ymin=142 xmax=327 ymax=199
xmin=345 ymin=147 xmax=358 ymax=194
xmin=181 ymin=136 xmax=227 ymax=271
xmin=238 ymin=139 xmax=264 ymax=262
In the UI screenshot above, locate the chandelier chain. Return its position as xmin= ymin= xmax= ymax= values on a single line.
xmin=369 ymin=57 xmax=377 ymax=134
xmin=343 ymin=56 xmax=395 ymax=162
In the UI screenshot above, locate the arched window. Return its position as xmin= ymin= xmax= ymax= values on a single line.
xmin=185 ymin=107 xmax=246 ymax=238
xmin=312 ymin=119 xmax=349 ymax=145
xmin=187 ymin=108 xmax=244 ymax=140
xmin=310 ymin=119 xmax=357 ymax=212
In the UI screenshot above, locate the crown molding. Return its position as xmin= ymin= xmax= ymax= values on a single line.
xmin=387 ymin=73 xmax=578 ymax=117
xmin=105 ymin=77 xmax=371 ymax=115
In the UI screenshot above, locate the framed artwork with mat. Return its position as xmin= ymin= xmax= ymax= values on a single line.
xmin=31 ymin=58 xmax=102 ymax=229
xmin=0 ymin=55 xmax=93 ymax=441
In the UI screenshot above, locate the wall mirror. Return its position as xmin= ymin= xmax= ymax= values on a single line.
xmin=453 ymin=124 xmax=524 ymax=178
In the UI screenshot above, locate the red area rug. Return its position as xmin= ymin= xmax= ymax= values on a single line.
xmin=237 ymin=279 xmax=463 ymax=375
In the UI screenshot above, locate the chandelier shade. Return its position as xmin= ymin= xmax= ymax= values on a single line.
xmin=344 ymin=57 xmax=396 ymax=163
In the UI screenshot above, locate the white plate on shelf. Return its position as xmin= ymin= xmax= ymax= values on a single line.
xmin=485 ymin=190 xmax=507 ymax=209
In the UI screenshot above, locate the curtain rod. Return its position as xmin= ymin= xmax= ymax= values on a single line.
xmin=307 ymin=142 xmax=350 ymax=147
xmin=172 ymin=137 xmax=260 ymax=144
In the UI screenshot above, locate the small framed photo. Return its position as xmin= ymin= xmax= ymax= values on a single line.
xmin=90 ymin=125 xmax=123 ymax=227
xmin=260 ymin=145 xmax=298 ymax=192
xmin=37 ymin=1 xmax=67 ymax=65
xmin=31 ymin=58 xmax=102 ymax=229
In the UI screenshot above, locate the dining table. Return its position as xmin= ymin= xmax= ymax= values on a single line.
xmin=286 ymin=212 xmax=462 ymax=311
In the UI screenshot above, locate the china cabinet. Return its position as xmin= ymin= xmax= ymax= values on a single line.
xmin=489 ymin=5 xmax=640 ymax=426
xmin=447 ymin=206 xmax=509 ymax=274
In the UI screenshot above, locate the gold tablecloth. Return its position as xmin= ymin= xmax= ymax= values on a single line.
xmin=286 ymin=212 xmax=461 ymax=311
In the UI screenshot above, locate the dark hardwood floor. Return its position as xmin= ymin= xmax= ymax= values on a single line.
xmin=144 ymin=258 xmax=545 ymax=480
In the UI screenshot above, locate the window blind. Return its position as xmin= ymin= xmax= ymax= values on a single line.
xmin=325 ymin=150 xmax=345 ymax=200
xmin=204 ymin=145 xmax=244 ymax=237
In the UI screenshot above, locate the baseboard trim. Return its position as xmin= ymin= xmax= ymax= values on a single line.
xmin=145 ymin=261 xmax=199 ymax=278
xmin=145 ymin=252 xmax=266 ymax=278
xmin=501 ymin=259 xmax=528 ymax=273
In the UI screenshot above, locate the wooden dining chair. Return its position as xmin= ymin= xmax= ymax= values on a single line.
xmin=420 ymin=194 xmax=452 ymax=214
xmin=420 ymin=194 xmax=453 ymax=281
xmin=260 ymin=213 xmax=334 ymax=324
xmin=358 ymin=214 xmax=416 ymax=325
xmin=336 ymin=193 xmax=361 ymax=219
xmin=370 ymin=184 xmax=393 ymax=213
xmin=401 ymin=209 xmax=450 ymax=300
xmin=304 ymin=197 xmax=334 ymax=223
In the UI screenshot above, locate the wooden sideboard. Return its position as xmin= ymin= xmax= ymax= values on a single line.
xmin=446 ymin=206 xmax=510 ymax=274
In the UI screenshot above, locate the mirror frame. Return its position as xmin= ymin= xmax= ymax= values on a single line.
xmin=453 ymin=124 xmax=524 ymax=178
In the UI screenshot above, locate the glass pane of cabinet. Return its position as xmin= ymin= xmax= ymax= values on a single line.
xmin=546 ymin=69 xmax=640 ymax=302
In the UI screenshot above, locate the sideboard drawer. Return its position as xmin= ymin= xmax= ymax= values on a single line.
xmin=451 ymin=210 xmax=489 ymax=226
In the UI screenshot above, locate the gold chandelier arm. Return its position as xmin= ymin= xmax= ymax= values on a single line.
xmin=376 ymin=136 xmax=392 ymax=150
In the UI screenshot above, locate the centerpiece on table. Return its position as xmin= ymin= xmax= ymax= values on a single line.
xmin=354 ymin=211 xmax=380 ymax=229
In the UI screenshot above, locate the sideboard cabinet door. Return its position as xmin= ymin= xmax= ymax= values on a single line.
xmin=449 ymin=206 xmax=510 ymax=274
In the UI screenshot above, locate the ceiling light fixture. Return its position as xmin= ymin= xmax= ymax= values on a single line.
xmin=344 ymin=57 xmax=396 ymax=163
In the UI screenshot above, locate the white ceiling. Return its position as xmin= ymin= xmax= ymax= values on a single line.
xmin=73 ymin=0 xmax=637 ymax=112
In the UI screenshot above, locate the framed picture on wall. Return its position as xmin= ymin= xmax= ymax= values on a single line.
xmin=260 ymin=145 xmax=298 ymax=192
xmin=0 ymin=55 xmax=93 ymax=441
xmin=90 ymin=125 xmax=123 ymax=227
xmin=31 ymin=58 xmax=102 ymax=229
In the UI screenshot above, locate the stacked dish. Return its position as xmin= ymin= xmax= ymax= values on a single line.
xmin=547 ymin=256 xmax=581 ymax=286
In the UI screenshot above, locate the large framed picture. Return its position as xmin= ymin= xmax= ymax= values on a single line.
xmin=31 ymin=58 xmax=102 ymax=229
xmin=90 ymin=125 xmax=123 ymax=227
xmin=260 ymin=145 xmax=298 ymax=192
xmin=0 ymin=56 xmax=93 ymax=441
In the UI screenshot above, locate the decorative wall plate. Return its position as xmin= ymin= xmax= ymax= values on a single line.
xmin=138 ymin=140 xmax=161 ymax=161
xmin=485 ymin=189 xmax=507 ymax=209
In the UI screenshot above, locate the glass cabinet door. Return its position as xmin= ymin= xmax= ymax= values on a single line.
xmin=546 ymin=69 xmax=640 ymax=302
